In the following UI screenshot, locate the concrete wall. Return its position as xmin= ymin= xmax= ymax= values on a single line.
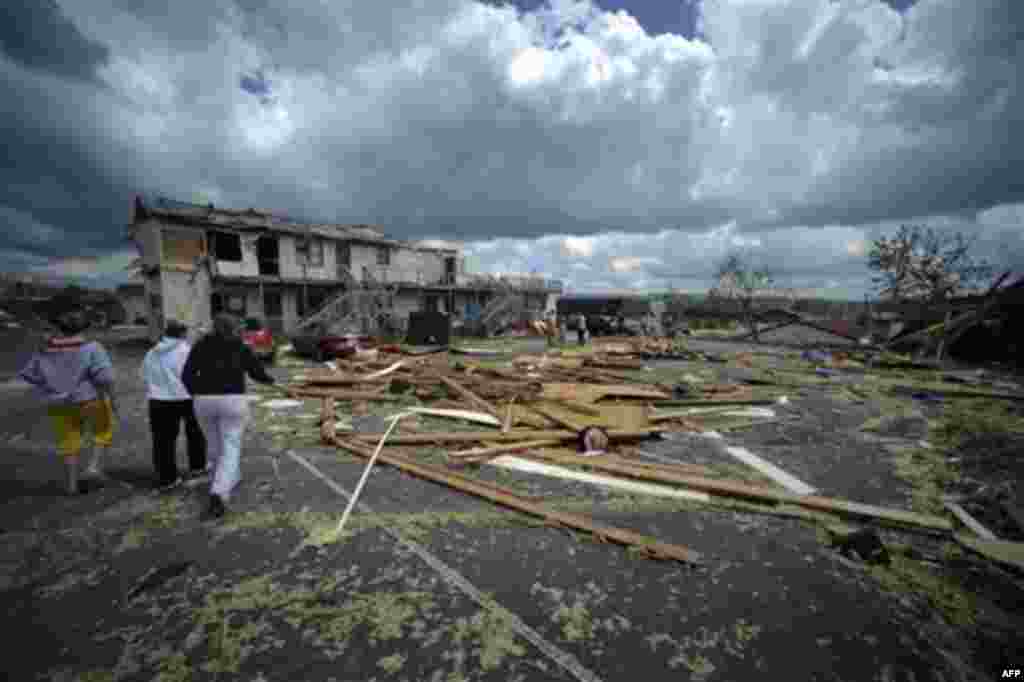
xmin=278 ymin=235 xmax=299 ymax=278
xmin=136 ymin=219 xmax=163 ymax=268
xmin=121 ymin=293 xmax=147 ymax=323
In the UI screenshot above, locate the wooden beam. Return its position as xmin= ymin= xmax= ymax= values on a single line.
xmin=943 ymin=500 xmax=997 ymax=540
xmin=520 ymin=451 xmax=952 ymax=533
xmin=292 ymin=388 xmax=406 ymax=401
xmin=328 ymin=435 xmax=702 ymax=564
xmin=449 ymin=439 xmax=565 ymax=460
xmin=437 ymin=374 xmax=500 ymax=417
xmin=352 ymin=428 xmax=662 ymax=445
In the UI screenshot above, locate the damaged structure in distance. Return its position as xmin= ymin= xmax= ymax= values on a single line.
xmin=127 ymin=196 xmax=562 ymax=341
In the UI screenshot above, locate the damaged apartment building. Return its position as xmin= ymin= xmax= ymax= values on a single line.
xmin=128 ymin=197 xmax=562 ymax=341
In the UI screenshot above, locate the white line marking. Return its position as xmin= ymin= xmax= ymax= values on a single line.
xmin=490 ymin=456 xmax=710 ymax=503
xmin=285 ymin=449 xmax=605 ymax=682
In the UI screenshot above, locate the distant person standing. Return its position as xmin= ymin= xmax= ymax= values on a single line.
xmin=18 ymin=310 xmax=118 ymax=495
xmin=182 ymin=314 xmax=278 ymax=519
xmin=141 ymin=320 xmax=207 ymax=491
xmin=576 ymin=313 xmax=588 ymax=346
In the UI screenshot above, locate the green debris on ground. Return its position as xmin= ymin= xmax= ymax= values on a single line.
xmin=219 ymin=508 xmax=538 ymax=549
xmin=869 ymin=553 xmax=980 ymax=627
xmin=377 ymin=652 xmax=407 ymax=674
xmin=553 ymin=601 xmax=596 ymax=642
xmin=449 ymin=600 xmax=527 ymax=670
xmin=153 ymin=653 xmax=192 ymax=682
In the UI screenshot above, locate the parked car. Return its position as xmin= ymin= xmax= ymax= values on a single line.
xmin=241 ymin=316 xmax=275 ymax=363
xmin=290 ymin=331 xmax=373 ymax=362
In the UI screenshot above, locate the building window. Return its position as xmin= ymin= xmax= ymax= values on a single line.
xmin=296 ymin=238 xmax=324 ymax=267
xmin=337 ymin=242 xmax=351 ymax=268
xmin=376 ymin=246 xmax=390 ymax=267
xmin=212 ymin=232 xmax=243 ymax=262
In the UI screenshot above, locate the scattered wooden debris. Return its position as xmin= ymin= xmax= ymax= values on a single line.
xmin=328 ymin=435 xmax=702 ymax=564
xmin=351 ymin=428 xmax=663 ymax=446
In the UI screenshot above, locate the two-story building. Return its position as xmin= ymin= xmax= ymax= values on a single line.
xmin=127 ymin=196 xmax=562 ymax=339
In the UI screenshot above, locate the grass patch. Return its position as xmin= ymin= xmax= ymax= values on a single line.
xmin=869 ymin=553 xmax=980 ymax=627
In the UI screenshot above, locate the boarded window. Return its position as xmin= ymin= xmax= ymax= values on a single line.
xmin=377 ymin=246 xmax=390 ymax=266
xmin=161 ymin=229 xmax=205 ymax=267
xmin=212 ymin=232 xmax=243 ymax=262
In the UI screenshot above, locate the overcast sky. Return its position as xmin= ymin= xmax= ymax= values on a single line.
xmin=1 ymin=0 xmax=1022 ymax=298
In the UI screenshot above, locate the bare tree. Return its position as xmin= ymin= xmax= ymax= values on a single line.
xmin=867 ymin=225 xmax=993 ymax=302
xmin=710 ymin=252 xmax=774 ymax=342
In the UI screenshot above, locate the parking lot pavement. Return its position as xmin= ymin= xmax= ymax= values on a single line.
xmin=1 ymin=338 xmax=1020 ymax=681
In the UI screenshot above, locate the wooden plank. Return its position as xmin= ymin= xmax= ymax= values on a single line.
xmin=519 ymin=451 xmax=952 ymax=533
xmin=405 ymin=408 xmax=502 ymax=428
xmin=539 ymin=383 xmax=669 ymax=404
xmin=292 ymin=388 xmax=405 ymax=401
xmin=491 ymin=456 xmax=711 ymax=503
xmin=328 ymin=436 xmax=702 ymax=564
xmin=352 ymin=428 xmax=662 ymax=445
xmin=438 ymin=375 xmax=500 ymax=417
xmin=320 ymin=397 xmax=336 ymax=443
xmin=722 ymin=445 xmax=816 ymax=496
xmin=943 ymin=500 xmax=998 ymax=540
xmin=449 ymin=439 xmax=565 ymax=460
xmin=955 ymin=534 xmax=1024 ymax=571
xmin=530 ymin=403 xmax=586 ymax=432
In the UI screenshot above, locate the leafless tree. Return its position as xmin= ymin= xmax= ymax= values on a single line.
xmin=710 ymin=252 xmax=774 ymax=342
xmin=867 ymin=225 xmax=993 ymax=303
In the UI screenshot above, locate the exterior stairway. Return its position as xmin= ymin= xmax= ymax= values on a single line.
xmin=293 ymin=267 xmax=397 ymax=336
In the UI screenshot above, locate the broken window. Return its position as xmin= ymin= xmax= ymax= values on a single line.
xmin=377 ymin=246 xmax=391 ymax=267
xmin=296 ymin=238 xmax=324 ymax=267
xmin=212 ymin=232 xmax=243 ymax=262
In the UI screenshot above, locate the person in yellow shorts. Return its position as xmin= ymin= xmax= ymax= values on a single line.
xmin=18 ymin=310 xmax=119 ymax=495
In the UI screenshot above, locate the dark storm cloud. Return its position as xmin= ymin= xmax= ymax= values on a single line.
xmin=0 ymin=0 xmax=110 ymax=82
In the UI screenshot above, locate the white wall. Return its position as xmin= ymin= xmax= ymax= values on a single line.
xmin=282 ymin=288 xmax=299 ymax=333
xmin=161 ymin=269 xmax=212 ymax=331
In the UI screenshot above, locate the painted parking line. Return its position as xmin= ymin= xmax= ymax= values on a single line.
xmin=285 ymin=449 xmax=604 ymax=682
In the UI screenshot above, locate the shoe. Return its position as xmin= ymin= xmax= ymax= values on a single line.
xmin=207 ymin=494 xmax=226 ymax=519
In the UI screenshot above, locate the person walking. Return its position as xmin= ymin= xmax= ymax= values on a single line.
xmin=141 ymin=320 xmax=207 ymax=491
xmin=576 ymin=313 xmax=588 ymax=346
xmin=18 ymin=310 xmax=118 ymax=495
xmin=182 ymin=314 xmax=279 ymax=519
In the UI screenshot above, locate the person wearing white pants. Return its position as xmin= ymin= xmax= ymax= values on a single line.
xmin=192 ymin=395 xmax=249 ymax=504
xmin=182 ymin=314 xmax=279 ymax=519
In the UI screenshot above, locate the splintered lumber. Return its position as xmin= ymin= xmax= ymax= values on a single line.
xmin=437 ymin=375 xmax=500 ymax=416
xmin=584 ymin=358 xmax=645 ymax=370
xmin=653 ymin=399 xmax=778 ymax=408
xmin=524 ymin=449 xmax=715 ymax=478
xmin=328 ymin=435 xmax=701 ymax=564
xmin=292 ymin=387 xmax=405 ymax=401
xmin=540 ymin=383 xmax=669 ymax=404
xmin=531 ymin=403 xmax=586 ymax=432
xmin=321 ymin=397 xmax=336 ymax=443
xmin=449 ymin=439 xmax=565 ymax=460
xmin=943 ymin=500 xmax=998 ymax=540
xmin=302 ymin=373 xmax=390 ymax=386
xmin=352 ymin=428 xmax=662 ymax=446
xmin=491 ymin=456 xmax=711 ymax=503
xmin=518 ymin=451 xmax=952 ymax=533
xmin=954 ymin=534 xmax=1024 ymax=571
xmin=405 ymin=408 xmax=502 ymax=428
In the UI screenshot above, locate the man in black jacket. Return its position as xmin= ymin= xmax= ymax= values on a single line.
xmin=182 ymin=314 xmax=278 ymax=519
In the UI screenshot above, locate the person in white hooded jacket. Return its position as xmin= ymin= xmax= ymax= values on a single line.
xmin=141 ymin=320 xmax=207 ymax=490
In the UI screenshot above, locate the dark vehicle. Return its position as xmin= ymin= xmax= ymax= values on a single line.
xmin=290 ymin=332 xmax=373 ymax=362
xmin=241 ymin=316 xmax=275 ymax=363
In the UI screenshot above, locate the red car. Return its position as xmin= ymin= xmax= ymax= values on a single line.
xmin=241 ymin=316 xmax=275 ymax=363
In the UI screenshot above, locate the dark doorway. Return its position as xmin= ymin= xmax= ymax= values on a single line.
xmin=264 ymin=290 xmax=283 ymax=334
xmin=210 ymin=292 xmax=223 ymax=316
xmin=257 ymin=236 xmax=279 ymax=276
xmin=425 ymin=294 xmax=440 ymax=313
xmin=444 ymin=257 xmax=456 ymax=285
